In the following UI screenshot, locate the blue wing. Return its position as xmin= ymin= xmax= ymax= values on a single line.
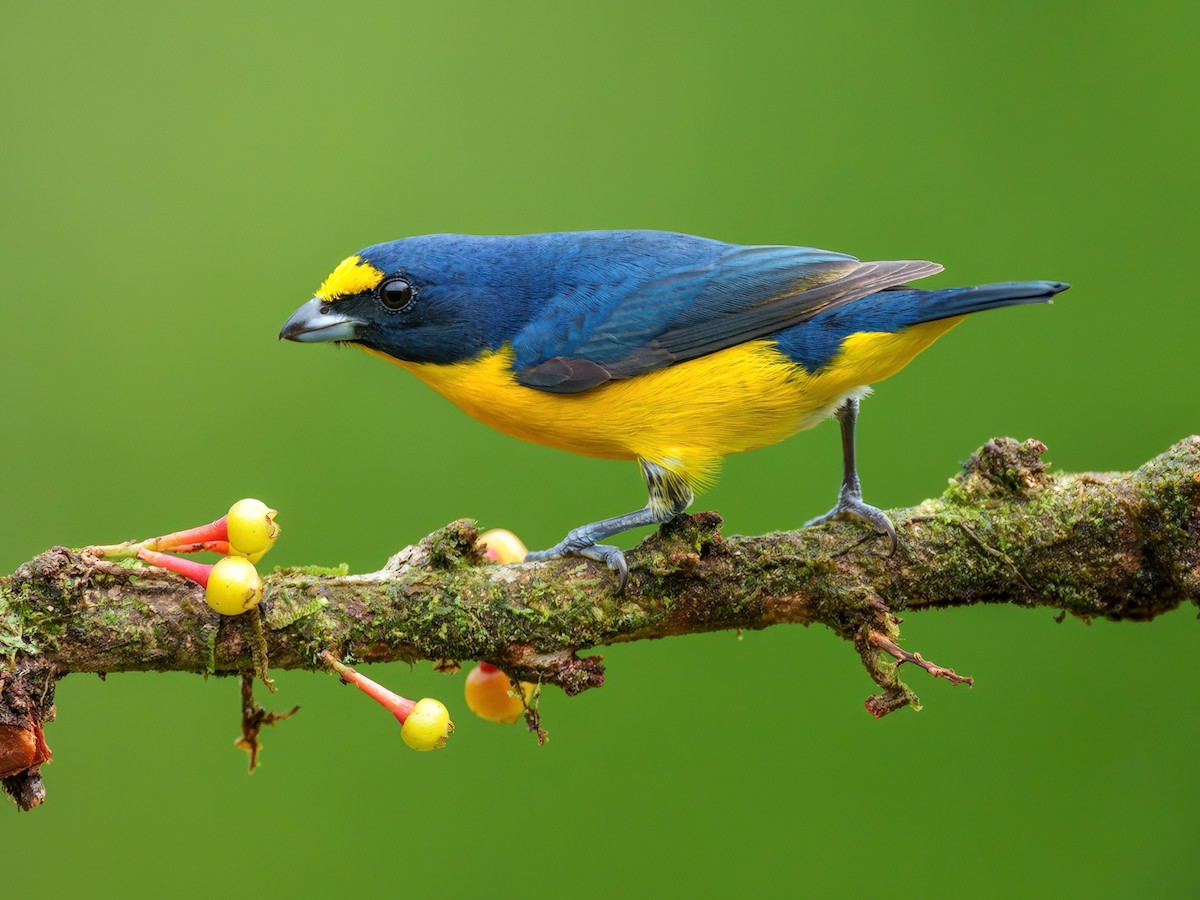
xmin=513 ymin=244 xmax=942 ymax=393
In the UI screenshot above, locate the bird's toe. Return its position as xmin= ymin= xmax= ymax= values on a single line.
xmin=804 ymin=498 xmax=897 ymax=554
xmin=524 ymin=542 xmax=629 ymax=592
xmin=575 ymin=544 xmax=629 ymax=593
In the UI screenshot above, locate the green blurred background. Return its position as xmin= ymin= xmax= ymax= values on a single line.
xmin=2 ymin=1 xmax=1196 ymax=895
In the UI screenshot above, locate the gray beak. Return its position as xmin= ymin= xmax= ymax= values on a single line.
xmin=279 ymin=298 xmax=364 ymax=343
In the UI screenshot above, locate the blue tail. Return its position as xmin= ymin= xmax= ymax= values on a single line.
xmin=894 ymin=280 xmax=1071 ymax=326
xmin=773 ymin=280 xmax=1070 ymax=371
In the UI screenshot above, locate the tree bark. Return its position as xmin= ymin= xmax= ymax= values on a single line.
xmin=3 ymin=436 xmax=1199 ymax=810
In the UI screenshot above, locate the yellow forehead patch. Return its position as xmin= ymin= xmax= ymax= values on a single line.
xmin=316 ymin=255 xmax=384 ymax=301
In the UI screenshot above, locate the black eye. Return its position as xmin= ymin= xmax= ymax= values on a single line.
xmin=379 ymin=278 xmax=415 ymax=310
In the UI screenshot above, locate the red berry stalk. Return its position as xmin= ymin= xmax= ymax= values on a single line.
xmin=143 ymin=517 xmax=229 ymax=553
xmin=163 ymin=540 xmax=232 ymax=555
xmin=137 ymin=547 xmax=213 ymax=586
xmin=320 ymin=651 xmax=417 ymax=722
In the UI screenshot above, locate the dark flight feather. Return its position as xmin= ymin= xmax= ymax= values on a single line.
xmin=514 ymin=245 xmax=942 ymax=393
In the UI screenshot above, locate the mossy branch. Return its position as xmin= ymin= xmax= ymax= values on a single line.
xmin=3 ymin=436 xmax=1199 ymax=810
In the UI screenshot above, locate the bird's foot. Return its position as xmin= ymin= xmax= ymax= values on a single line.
xmin=525 ymin=542 xmax=629 ymax=593
xmin=804 ymin=492 xmax=898 ymax=555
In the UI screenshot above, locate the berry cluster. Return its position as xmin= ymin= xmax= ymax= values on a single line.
xmin=92 ymin=498 xmax=279 ymax=616
xmin=90 ymin=518 xmax=551 ymax=754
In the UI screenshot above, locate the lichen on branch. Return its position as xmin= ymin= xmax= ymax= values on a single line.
xmin=2 ymin=436 xmax=1199 ymax=810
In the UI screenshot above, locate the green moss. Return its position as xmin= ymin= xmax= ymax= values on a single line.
xmin=944 ymin=437 xmax=1051 ymax=504
xmin=274 ymin=563 xmax=349 ymax=577
xmin=424 ymin=519 xmax=483 ymax=569
xmin=264 ymin=591 xmax=328 ymax=630
xmin=0 ymin=590 xmax=38 ymax=659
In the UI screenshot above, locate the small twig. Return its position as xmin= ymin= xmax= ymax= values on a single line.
xmin=234 ymin=673 xmax=299 ymax=773
xmin=956 ymin=519 xmax=1035 ymax=593
xmin=868 ymin=630 xmax=974 ymax=687
xmin=827 ymin=531 xmax=876 ymax=559
xmin=515 ymin=676 xmax=547 ymax=745
xmin=75 ymin=550 xmax=140 ymax=579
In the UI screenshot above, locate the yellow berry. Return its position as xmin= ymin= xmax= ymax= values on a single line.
xmin=227 ymin=498 xmax=280 ymax=559
xmin=464 ymin=662 xmax=534 ymax=725
xmin=204 ymin=556 xmax=263 ymax=616
xmin=400 ymin=698 xmax=454 ymax=751
xmin=475 ymin=528 xmax=527 ymax=564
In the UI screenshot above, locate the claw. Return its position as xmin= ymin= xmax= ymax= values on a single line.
xmin=527 ymin=543 xmax=629 ymax=593
xmin=805 ymin=497 xmax=898 ymax=554
xmin=578 ymin=544 xmax=629 ymax=593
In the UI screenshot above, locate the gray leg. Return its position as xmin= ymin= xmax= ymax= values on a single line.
xmin=525 ymin=460 xmax=693 ymax=591
xmin=803 ymin=396 xmax=898 ymax=552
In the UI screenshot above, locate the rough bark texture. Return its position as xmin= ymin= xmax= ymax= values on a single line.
xmin=3 ymin=436 xmax=1199 ymax=809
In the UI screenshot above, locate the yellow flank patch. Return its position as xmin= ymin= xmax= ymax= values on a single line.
xmin=316 ymin=255 xmax=384 ymax=301
xmin=358 ymin=316 xmax=963 ymax=491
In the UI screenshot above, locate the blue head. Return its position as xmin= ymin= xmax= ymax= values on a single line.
xmin=279 ymin=234 xmax=539 ymax=364
xmin=279 ymin=231 xmax=733 ymax=363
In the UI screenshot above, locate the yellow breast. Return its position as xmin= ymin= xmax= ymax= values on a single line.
xmin=359 ymin=317 xmax=961 ymax=489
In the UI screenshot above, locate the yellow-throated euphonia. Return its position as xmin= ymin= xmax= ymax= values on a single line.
xmin=280 ymin=231 xmax=1068 ymax=587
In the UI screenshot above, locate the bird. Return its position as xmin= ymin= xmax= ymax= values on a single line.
xmin=280 ymin=230 xmax=1068 ymax=589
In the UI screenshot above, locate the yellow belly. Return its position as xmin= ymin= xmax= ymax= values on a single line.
xmin=361 ymin=317 xmax=961 ymax=488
